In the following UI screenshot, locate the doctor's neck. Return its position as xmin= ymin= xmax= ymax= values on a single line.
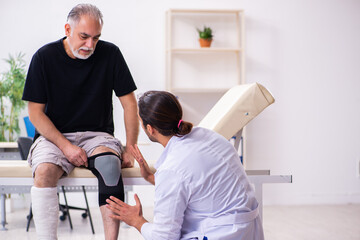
xmin=156 ymin=133 xmax=172 ymax=148
xmin=145 ymin=124 xmax=172 ymax=148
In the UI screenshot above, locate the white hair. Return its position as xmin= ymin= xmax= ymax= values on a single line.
xmin=67 ymin=3 xmax=103 ymax=28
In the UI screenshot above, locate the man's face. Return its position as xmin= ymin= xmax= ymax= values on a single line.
xmin=65 ymin=15 xmax=102 ymax=59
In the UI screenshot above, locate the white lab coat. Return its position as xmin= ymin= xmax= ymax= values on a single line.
xmin=141 ymin=127 xmax=264 ymax=240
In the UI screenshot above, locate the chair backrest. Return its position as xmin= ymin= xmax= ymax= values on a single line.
xmin=17 ymin=137 xmax=33 ymax=160
xmin=198 ymin=83 xmax=275 ymax=140
xmin=24 ymin=116 xmax=35 ymax=138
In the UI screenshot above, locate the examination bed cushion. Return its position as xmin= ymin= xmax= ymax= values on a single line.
xmin=0 ymin=160 xmax=156 ymax=178
xmin=198 ymin=83 xmax=275 ymax=140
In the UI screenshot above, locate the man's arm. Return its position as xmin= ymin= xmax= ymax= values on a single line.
xmin=28 ymin=101 xmax=87 ymax=167
xmin=118 ymin=92 xmax=139 ymax=168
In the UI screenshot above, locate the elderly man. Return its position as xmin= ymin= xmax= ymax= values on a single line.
xmin=22 ymin=4 xmax=138 ymax=239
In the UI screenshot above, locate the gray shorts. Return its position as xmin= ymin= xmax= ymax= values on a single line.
xmin=28 ymin=131 xmax=123 ymax=177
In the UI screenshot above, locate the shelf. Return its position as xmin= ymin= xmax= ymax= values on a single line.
xmin=166 ymin=9 xmax=245 ymax=91
xmin=165 ymin=8 xmax=247 ymax=164
xmin=168 ymin=48 xmax=242 ymax=53
xmin=166 ymin=8 xmax=245 ymax=124
xmin=170 ymin=88 xmax=230 ymax=93
xmin=169 ymin=9 xmax=243 ymax=14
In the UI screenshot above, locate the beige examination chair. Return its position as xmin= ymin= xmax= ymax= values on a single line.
xmin=198 ymin=82 xmax=292 ymax=220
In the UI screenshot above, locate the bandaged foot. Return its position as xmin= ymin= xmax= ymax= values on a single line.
xmin=31 ymin=186 xmax=59 ymax=240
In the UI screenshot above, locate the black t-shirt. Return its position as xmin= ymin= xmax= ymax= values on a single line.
xmin=22 ymin=37 xmax=137 ymax=136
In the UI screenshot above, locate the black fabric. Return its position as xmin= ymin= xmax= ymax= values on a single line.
xmin=17 ymin=137 xmax=34 ymax=160
xmin=22 ymin=37 xmax=137 ymax=136
xmin=87 ymin=152 xmax=124 ymax=206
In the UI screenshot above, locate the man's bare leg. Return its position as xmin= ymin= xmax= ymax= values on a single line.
xmin=91 ymin=146 xmax=121 ymax=240
xmin=100 ymin=205 xmax=121 ymax=239
xmin=34 ymin=163 xmax=64 ymax=187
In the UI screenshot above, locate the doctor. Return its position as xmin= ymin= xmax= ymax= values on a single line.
xmin=106 ymin=91 xmax=264 ymax=240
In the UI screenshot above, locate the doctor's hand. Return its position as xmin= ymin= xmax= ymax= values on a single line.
xmin=106 ymin=194 xmax=147 ymax=232
xmin=130 ymin=144 xmax=155 ymax=185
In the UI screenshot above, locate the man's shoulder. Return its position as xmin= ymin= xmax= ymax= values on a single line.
xmin=95 ymin=40 xmax=125 ymax=63
xmin=97 ymin=40 xmax=120 ymax=52
xmin=35 ymin=38 xmax=63 ymax=57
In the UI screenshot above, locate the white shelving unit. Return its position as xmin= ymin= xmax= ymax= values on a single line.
xmin=165 ymin=9 xmax=245 ymax=124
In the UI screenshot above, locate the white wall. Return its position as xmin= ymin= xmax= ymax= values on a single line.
xmin=1 ymin=0 xmax=359 ymax=206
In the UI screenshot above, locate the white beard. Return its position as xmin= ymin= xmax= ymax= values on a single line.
xmin=68 ymin=39 xmax=94 ymax=60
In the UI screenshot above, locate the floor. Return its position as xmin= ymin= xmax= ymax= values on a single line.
xmin=1 ymin=204 xmax=359 ymax=240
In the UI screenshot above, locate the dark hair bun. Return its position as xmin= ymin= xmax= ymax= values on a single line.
xmin=138 ymin=91 xmax=193 ymax=137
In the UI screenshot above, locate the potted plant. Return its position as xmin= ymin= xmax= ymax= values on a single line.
xmin=197 ymin=26 xmax=213 ymax=48
xmin=0 ymin=53 xmax=27 ymax=142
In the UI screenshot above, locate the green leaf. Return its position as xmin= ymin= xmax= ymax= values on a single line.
xmin=197 ymin=25 xmax=213 ymax=40
xmin=0 ymin=52 xmax=27 ymax=141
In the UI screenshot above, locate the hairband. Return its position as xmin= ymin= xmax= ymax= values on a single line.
xmin=177 ymin=119 xmax=183 ymax=128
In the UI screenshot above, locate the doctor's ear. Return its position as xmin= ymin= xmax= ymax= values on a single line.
xmin=146 ymin=124 xmax=154 ymax=134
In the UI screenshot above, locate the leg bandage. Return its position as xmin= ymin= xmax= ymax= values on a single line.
xmin=87 ymin=152 xmax=124 ymax=206
xmin=31 ymin=186 xmax=59 ymax=240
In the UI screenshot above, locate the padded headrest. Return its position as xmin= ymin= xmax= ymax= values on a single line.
xmin=198 ymin=83 xmax=275 ymax=139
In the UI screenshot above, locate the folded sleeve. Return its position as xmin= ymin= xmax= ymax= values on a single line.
xmin=22 ymin=52 xmax=47 ymax=103
xmin=141 ymin=222 xmax=153 ymax=239
xmin=112 ymin=47 xmax=136 ymax=97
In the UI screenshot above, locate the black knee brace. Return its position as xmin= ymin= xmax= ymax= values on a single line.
xmin=87 ymin=152 xmax=124 ymax=206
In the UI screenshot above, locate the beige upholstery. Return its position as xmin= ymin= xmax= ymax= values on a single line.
xmin=0 ymin=160 xmax=267 ymax=178
xmin=198 ymin=83 xmax=275 ymax=140
xmin=0 ymin=160 xmax=156 ymax=178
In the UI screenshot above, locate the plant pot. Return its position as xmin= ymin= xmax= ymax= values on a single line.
xmin=199 ymin=38 xmax=212 ymax=48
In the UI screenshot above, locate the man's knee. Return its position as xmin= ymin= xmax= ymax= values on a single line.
xmin=91 ymin=145 xmax=119 ymax=157
xmin=87 ymin=152 xmax=124 ymax=206
xmin=34 ymin=163 xmax=64 ymax=187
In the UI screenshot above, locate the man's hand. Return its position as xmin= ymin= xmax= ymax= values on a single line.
xmin=121 ymin=148 xmax=134 ymax=168
xmin=28 ymin=101 xmax=88 ymax=167
xmin=130 ymin=144 xmax=155 ymax=185
xmin=62 ymin=143 xmax=88 ymax=167
xmin=106 ymin=194 xmax=147 ymax=232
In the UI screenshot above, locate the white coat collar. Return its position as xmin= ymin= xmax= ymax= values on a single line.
xmin=154 ymin=134 xmax=181 ymax=170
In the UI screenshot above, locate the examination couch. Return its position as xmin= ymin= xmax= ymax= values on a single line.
xmin=0 ymin=82 xmax=292 ymax=231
